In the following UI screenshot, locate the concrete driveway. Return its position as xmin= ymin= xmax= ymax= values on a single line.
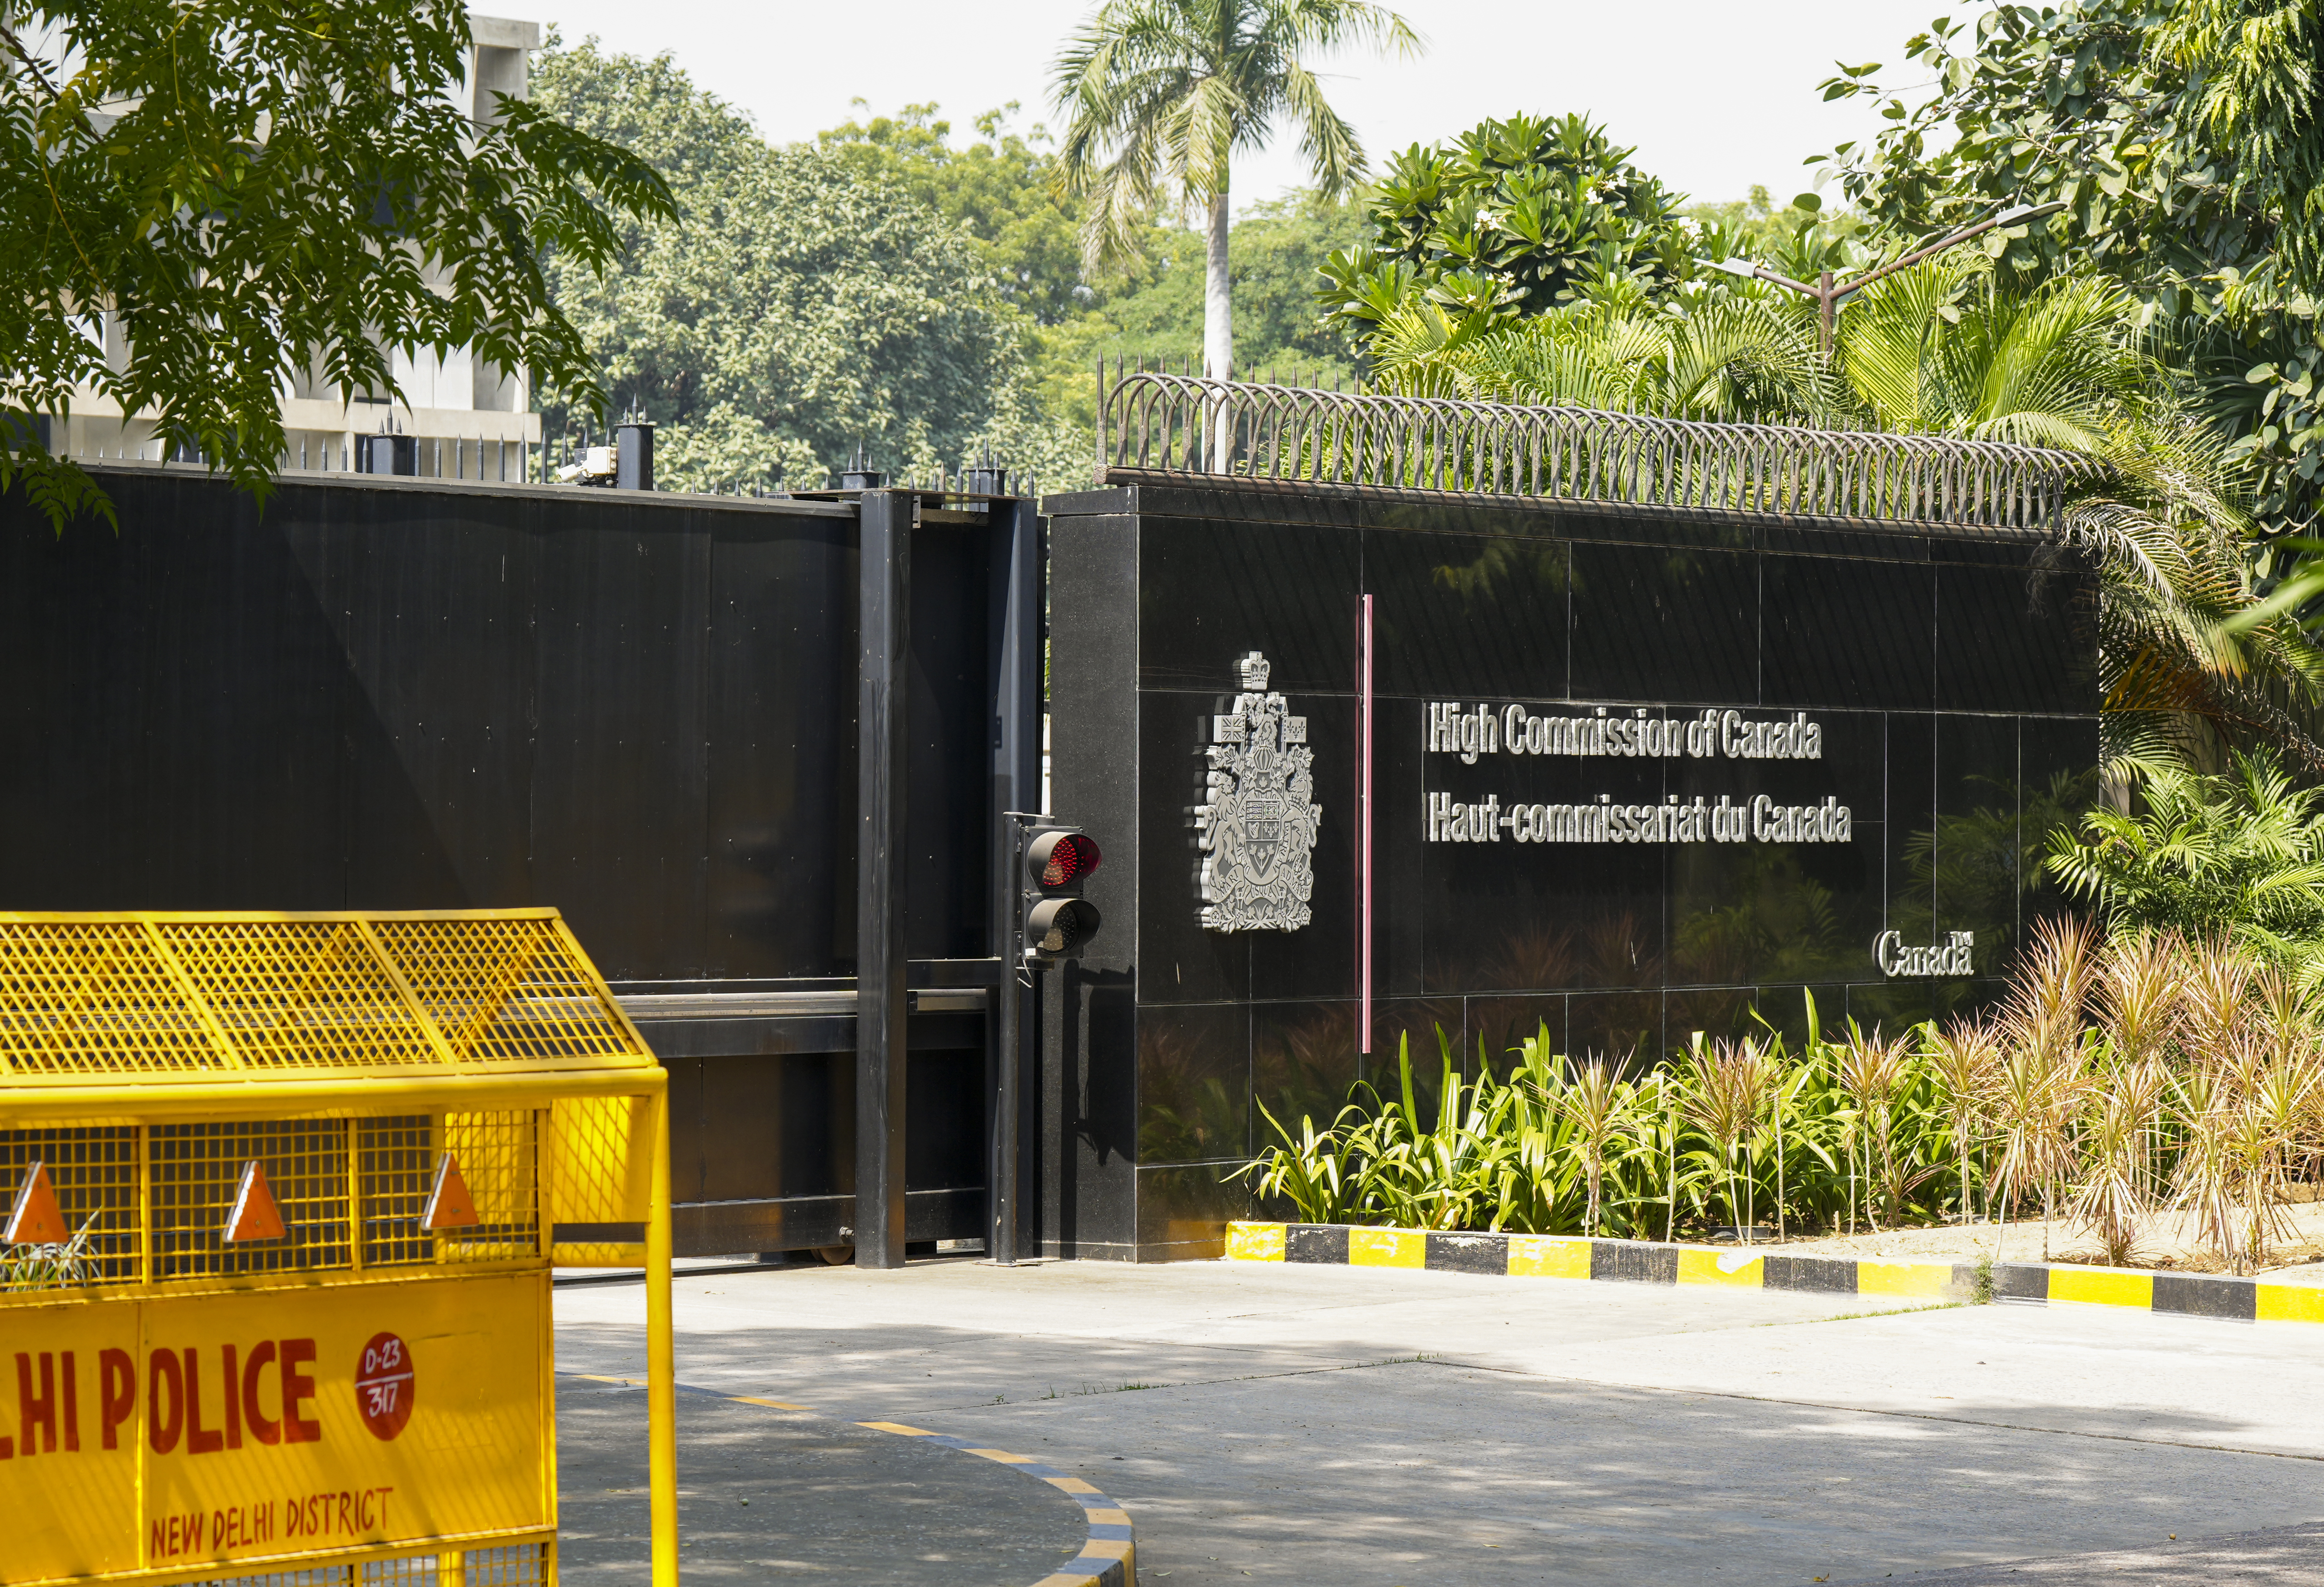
xmin=554 ymin=1256 xmax=2324 ymax=1585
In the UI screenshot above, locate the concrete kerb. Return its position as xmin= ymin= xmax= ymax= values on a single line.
xmin=564 ymin=1373 xmax=1137 ymax=1587
xmin=1225 ymin=1220 xmax=2324 ymax=1325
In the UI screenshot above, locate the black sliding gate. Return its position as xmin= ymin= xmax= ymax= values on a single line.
xmin=0 ymin=467 xmax=1042 ymax=1266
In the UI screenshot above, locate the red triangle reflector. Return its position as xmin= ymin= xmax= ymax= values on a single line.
xmin=5 ymin=1161 xmax=68 ymax=1245
xmin=224 ymin=1161 xmax=287 ymax=1242
xmin=423 ymin=1153 xmax=480 ymax=1230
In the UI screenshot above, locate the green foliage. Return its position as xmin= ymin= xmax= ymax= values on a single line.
xmin=1813 ymin=1 xmax=2323 ymax=539
xmin=1238 ymin=928 xmax=2324 ymax=1275
xmin=0 ymin=1213 xmax=99 ymax=1290
xmin=1051 ymin=0 xmax=1419 ymax=272
xmin=1238 ymin=1000 xmax=1970 ymax=1242
xmin=1319 ymin=113 xmax=1706 ymax=337
xmin=1368 ymin=248 xmax=2324 ymax=776
xmin=2048 ymin=748 xmax=2324 ymax=971
xmin=529 ymin=52 xmax=1370 ymax=493
xmin=818 ymin=101 xmax=1112 ymax=329
xmin=530 ymin=41 xmax=1062 ymax=492
xmin=1835 ymin=264 xmax=2149 ymax=448
xmin=1365 ymin=291 xmax=1835 ymax=419
xmin=1239 ymin=1027 xmax=1589 ymax=1233
xmin=1090 ymin=191 xmax=1368 ymax=372
xmin=0 ymin=0 xmax=672 ymax=530
xmin=1682 ymin=185 xmax=1874 ymax=276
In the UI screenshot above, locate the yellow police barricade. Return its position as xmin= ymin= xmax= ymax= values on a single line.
xmin=0 ymin=910 xmax=677 ymax=1587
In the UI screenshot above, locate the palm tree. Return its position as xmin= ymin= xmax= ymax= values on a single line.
xmin=1051 ymin=0 xmax=1420 ymax=382
xmin=1367 ymin=291 xmax=1835 ymax=420
xmin=2047 ymin=748 xmax=2324 ymax=981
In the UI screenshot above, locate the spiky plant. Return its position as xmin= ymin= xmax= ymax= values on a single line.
xmin=1681 ymin=1035 xmax=1777 ymax=1241
xmin=0 ymin=1213 xmax=100 ymax=1291
xmin=2093 ymin=930 xmax=2184 ymax=1204
xmin=2095 ymin=930 xmax=2182 ymax=1068
xmin=1551 ymin=1053 xmax=1642 ymax=1237
xmin=2069 ymin=1083 xmax=2151 ymax=1267
xmin=1999 ymin=918 xmax=2100 ymax=1258
xmin=2169 ymin=1060 xmax=2239 ymax=1267
xmin=1836 ymin=1025 xmax=1922 ymax=1230
xmin=1926 ymin=1019 xmax=2002 ymax=1222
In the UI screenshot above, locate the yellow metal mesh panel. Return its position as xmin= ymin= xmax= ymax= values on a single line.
xmin=370 ymin=918 xmax=636 ymax=1066
xmin=180 ymin=1541 xmax=546 ymax=1587
xmin=463 ymin=1542 xmax=551 ymax=1586
xmin=152 ymin=1120 xmax=351 ymax=1280
xmin=438 ymin=1111 xmax=541 ymax=1261
xmin=356 ymin=1113 xmax=541 ymax=1267
xmin=153 ymin=921 xmax=444 ymax=1071
xmin=547 ymin=1095 xmax=652 ymax=1265
xmin=0 ymin=920 xmax=230 ymax=1078
xmin=0 ymin=910 xmax=652 ymax=1082
xmin=0 ymin=1127 xmax=140 ymax=1286
xmin=356 ymin=1115 xmax=436 ymax=1267
xmin=189 ymin=1570 xmax=417 ymax=1587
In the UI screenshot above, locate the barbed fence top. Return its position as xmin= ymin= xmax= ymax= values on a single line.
xmin=1097 ymin=366 xmax=2090 ymax=533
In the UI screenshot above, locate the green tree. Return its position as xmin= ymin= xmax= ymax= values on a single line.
xmin=0 ymin=0 xmax=672 ymax=529
xmin=1367 ymin=252 xmax=2324 ymax=775
xmin=1051 ymin=0 xmax=1419 ymax=381
xmin=531 ymin=41 xmax=1064 ymax=492
xmin=1683 ymin=185 xmax=1868 ymax=267
xmin=818 ymin=100 xmax=1124 ymax=328
xmin=2048 ymin=748 xmax=2324 ymax=975
xmin=1318 ymin=113 xmax=1706 ymax=339
xmin=1027 ymin=188 xmax=1368 ymax=443
xmin=1096 ymin=190 xmax=1365 ymax=366
xmin=1364 ymin=291 xmax=1830 ymax=416
xmin=1813 ymin=1 xmax=2323 ymax=541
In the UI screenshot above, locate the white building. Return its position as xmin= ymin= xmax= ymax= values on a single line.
xmin=56 ymin=16 xmax=545 ymax=482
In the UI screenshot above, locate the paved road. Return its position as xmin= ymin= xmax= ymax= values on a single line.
xmin=554 ymin=1258 xmax=2324 ymax=1586
xmin=556 ymin=1374 xmax=1089 ymax=1585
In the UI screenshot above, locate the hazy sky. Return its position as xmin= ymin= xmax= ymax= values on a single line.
xmin=493 ymin=0 xmax=1964 ymax=213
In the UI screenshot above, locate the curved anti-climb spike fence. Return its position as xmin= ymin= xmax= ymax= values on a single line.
xmin=1097 ymin=370 xmax=2088 ymax=532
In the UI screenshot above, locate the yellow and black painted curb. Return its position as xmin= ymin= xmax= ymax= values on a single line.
xmin=1223 ymin=1220 xmax=2324 ymax=1325
xmin=566 ymin=1374 xmax=1135 ymax=1587
xmin=858 ymin=1422 xmax=1137 ymax=1587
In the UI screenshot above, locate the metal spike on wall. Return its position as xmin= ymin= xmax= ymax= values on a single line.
xmin=1087 ymin=369 xmax=2076 ymax=530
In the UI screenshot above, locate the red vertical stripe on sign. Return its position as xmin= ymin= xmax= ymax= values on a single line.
xmin=1358 ymin=593 xmax=1374 ymax=1059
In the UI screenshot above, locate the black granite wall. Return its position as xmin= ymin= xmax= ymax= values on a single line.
xmin=1043 ymin=475 xmax=2100 ymax=1261
xmin=0 ymin=467 xmax=997 ymax=977
xmin=0 ymin=468 xmax=1006 ymax=1248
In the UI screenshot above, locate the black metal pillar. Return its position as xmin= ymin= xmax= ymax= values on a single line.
xmin=855 ymin=488 xmax=912 ymax=1269
xmin=987 ymin=495 xmax=1044 ymax=1264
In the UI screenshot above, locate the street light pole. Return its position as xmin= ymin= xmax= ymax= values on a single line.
xmin=1700 ymin=200 xmax=2068 ymax=354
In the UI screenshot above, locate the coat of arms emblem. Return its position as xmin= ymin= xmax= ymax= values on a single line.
xmin=1195 ymin=651 xmax=1321 ymax=931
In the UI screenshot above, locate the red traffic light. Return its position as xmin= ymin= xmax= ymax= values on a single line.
xmin=1028 ymin=831 xmax=1102 ymax=889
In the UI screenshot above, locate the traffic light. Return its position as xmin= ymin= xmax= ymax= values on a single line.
xmin=1022 ymin=827 xmax=1103 ymax=963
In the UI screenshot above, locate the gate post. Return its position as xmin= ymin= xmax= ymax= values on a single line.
xmin=989 ymin=494 xmax=1044 ymax=1263
xmin=856 ymin=488 xmax=913 ymax=1270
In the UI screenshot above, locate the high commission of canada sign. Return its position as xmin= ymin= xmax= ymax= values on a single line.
xmin=1194 ymin=670 xmax=1967 ymax=979
xmin=1424 ymin=702 xmax=1851 ymax=847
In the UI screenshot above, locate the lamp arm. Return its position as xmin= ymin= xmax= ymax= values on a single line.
xmin=1750 ymin=265 xmax=1823 ymax=298
xmin=1832 ymin=200 xmax=2069 ymax=300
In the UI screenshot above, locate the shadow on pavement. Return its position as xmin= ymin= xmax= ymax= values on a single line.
xmin=556 ymin=1377 xmax=1089 ymax=1584
xmin=1836 ymin=1521 xmax=2324 ymax=1585
xmin=555 ymin=1317 xmax=2324 ymax=1587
